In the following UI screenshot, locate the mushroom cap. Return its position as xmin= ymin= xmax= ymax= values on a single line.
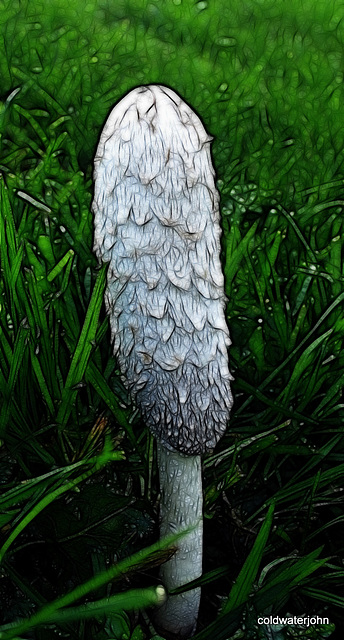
xmin=93 ymin=85 xmax=233 ymax=455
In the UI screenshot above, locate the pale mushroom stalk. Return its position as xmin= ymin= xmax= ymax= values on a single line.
xmin=154 ymin=444 xmax=203 ymax=638
xmin=92 ymin=85 xmax=233 ymax=639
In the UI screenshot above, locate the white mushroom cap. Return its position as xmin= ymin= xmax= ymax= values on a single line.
xmin=93 ymin=85 xmax=233 ymax=455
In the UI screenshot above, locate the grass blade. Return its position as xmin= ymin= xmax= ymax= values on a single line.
xmin=57 ymin=265 xmax=106 ymax=427
xmin=222 ymin=503 xmax=275 ymax=614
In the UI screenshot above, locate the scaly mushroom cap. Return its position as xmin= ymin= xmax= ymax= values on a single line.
xmin=93 ymin=84 xmax=233 ymax=455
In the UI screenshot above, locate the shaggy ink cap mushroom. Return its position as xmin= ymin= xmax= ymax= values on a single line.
xmin=93 ymin=84 xmax=233 ymax=455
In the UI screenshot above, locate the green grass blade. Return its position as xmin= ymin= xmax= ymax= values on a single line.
xmin=0 ymin=529 xmax=188 ymax=639
xmin=29 ymin=346 xmax=55 ymax=416
xmin=0 ymin=325 xmax=30 ymax=436
xmin=24 ymin=587 xmax=165 ymax=625
xmin=237 ymin=291 xmax=344 ymax=416
xmin=13 ymin=104 xmax=48 ymax=146
xmin=57 ymin=265 xmax=106 ymax=427
xmin=222 ymin=503 xmax=275 ymax=614
xmin=225 ymin=220 xmax=258 ymax=289
xmin=85 ymin=361 xmax=134 ymax=435
xmin=255 ymin=548 xmax=327 ymax=611
xmin=277 ymin=328 xmax=333 ymax=403
xmin=301 ymin=586 xmax=344 ymax=608
xmin=0 ymin=442 xmax=123 ymax=564
xmin=0 ymin=455 xmax=116 ymax=510
xmin=47 ymin=249 xmax=74 ymax=282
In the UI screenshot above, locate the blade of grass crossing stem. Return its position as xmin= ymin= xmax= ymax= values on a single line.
xmin=22 ymin=587 xmax=166 ymax=625
xmin=57 ymin=265 xmax=106 ymax=427
xmin=222 ymin=503 xmax=275 ymax=614
xmin=170 ymin=566 xmax=232 ymax=596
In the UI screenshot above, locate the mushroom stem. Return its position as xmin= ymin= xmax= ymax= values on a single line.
xmin=154 ymin=443 xmax=202 ymax=639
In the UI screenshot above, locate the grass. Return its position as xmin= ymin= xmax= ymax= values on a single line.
xmin=0 ymin=0 xmax=343 ymax=638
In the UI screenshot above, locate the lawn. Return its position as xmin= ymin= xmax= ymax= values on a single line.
xmin=0 ymin=1 xmax=343 ymax=638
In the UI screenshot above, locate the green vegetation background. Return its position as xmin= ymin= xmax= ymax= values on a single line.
xmin=0 ymin=0 xmax=343 ymax=638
